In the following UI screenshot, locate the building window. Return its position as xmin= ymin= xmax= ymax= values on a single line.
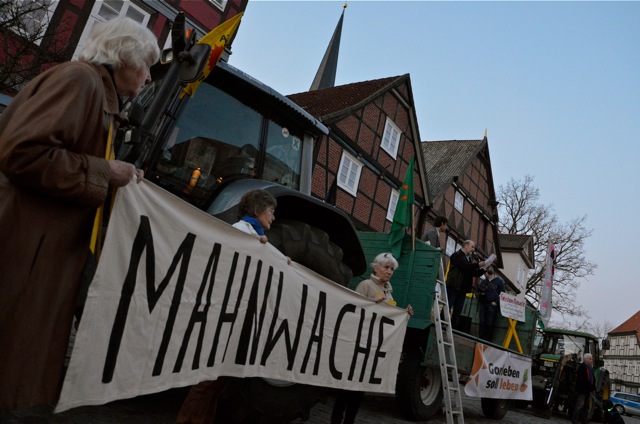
xmin=208 ymin=0 xmax=229 ymax=10
xmin=454 ymin=190 xmax=464 ymax=213
xmin=72 ymin=0 xmax=150 ymax=60
xmin=337 ymin=151 xmax=362 ymax=196
xmin=381 ymin=117 xmax=401 ymax=159
xmin=446 ymin=237 xmax=458 ymax=256
xmin=517 ymin=263 xmax=528 ymax=288
xmin=386 ymin=189 xmax=399 ymax=222
xmin=2 ymin=0 xmax=58 ymax=44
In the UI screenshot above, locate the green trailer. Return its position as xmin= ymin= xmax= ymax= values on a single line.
xmin=352 ymin=232 xmax=539 ymax=421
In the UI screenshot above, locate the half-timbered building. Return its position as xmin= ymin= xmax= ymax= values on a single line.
xmin=0 ymin=0 xmax=247 ymax=96
xmin=288 ymin=76 xmax=430 ymax=233
xmin=420 ymin=137 xmax=501 ymax=266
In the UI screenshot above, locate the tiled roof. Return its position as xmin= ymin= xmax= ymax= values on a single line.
xmin=610 ymin=310 xmax=640 ymax=334
xmin=498 ymin=233 xmax=534 ymax=268
xmin=287 ymin=75 xmax=405 ymax=121
xmin=421 ymin=139 xmax=486 ymax=200
xmin=499 ymin=234 xmax=532 ymax=250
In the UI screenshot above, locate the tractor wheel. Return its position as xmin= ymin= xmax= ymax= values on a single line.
xmin=395 ymin=349 xmax=444 ymax=420
xmin=266 ymin=219 xmax=353 ymax=286
xmin=481 ymin=397 xmax=511 ymax=420
xmin=217 ymin=220 xmax=355 ymax=423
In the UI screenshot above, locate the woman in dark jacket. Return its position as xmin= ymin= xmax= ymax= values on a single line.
xmin=477 ymin=268 xmax=505 ymax=341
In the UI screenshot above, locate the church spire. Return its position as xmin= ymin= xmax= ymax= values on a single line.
xmin=309 ymin=3 xmax=347 ymax=91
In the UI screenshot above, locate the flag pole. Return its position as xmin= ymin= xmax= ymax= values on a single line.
xmin=388 ymin=158 xmax=415 ymax=259
xmin=180 ymin=12 xmax=244 ymax=99
xmin=411 ymin=204 xmax=416 ymax=251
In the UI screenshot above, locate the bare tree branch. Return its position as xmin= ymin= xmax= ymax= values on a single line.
xmin=498 ymin=175 xmax=597 ymax=323
xmin=0 ymin=1 xmax=71 ymax=93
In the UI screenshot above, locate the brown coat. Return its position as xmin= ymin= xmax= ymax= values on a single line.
xmin=0 ymin=61 xmax=118 ymax=410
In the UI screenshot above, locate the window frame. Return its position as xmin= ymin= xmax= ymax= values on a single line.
xmin=381 ymin=117 xmax=401 ymax=159
xmin=386 ymin=189 xmax=399 ymax=222
xmin=208 ymin=0 xmax=229 ymax=11
xmin=72 ymin=1 xmax=151 ymax=60
xmin=337 ymin=151 xmax=363 ymax=197
xmin=3 ymin=0 xmax=58 ymax=45
xmin=454 ymin=190 xmax=464 ymax=213
xmin=445 ymin=237 xmax=459 ymax=256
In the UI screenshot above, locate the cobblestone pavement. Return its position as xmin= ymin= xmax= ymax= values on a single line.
xmin=4 ymin=388 xmax=640 ymax=424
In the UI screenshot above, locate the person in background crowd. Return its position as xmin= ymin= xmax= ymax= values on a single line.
xmin=0 ymin=17 xmax=159 ymax=411
xmin=572 ymin=353 xmax=596 ymax=424
xmin=421 ymin=216 xmax=448 ymax=249
xmin=422 ymin=215 xmax=448 ymax=284
xmin=331 ymin=252 xmax=413 ymax=424
xmin=476 ymin=268 xmax=505 ymax=342
xmin=176 ymin=189 xmax=282 ymax=424
xmin=445 ymin=240 xmax=486 ymax=331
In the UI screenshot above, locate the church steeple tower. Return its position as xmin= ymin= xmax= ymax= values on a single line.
xmin=309 ymin=3 xmax=347 ymax=91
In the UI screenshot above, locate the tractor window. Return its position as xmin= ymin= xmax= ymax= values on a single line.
xmin=147 ymin=82 xmax=262 ymax=207
xmin=175 ymin=83 xmax=262 ymax=155
xmin=533 ymin=332 xmax=547 ymax=355
xmin=263 ymin=121 xmax=302 ymax=189
xmin=556 ymin=335 xmax=587 ymax=360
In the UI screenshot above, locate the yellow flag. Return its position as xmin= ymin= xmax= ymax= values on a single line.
xmin=181 ymin=12 xmax=244 ymax=98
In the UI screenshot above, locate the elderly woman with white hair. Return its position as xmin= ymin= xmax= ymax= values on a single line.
xmin=354 ymin=253 xmax=413 ymax=312
xmin=0 ymin=17 xmax=159 ymax=411
xmin=331 ymin=252 xmax=413 ymax=424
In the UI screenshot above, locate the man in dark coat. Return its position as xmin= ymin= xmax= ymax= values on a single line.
xmin=572 ymin=353 xmax=596 ymax=424
xmin=0 ymin=17 xmax=159 ymax=411
xmin=445 ymin=240 xmax=486 ymax=330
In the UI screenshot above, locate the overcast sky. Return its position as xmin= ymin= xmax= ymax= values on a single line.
xmin=227 ymin=0 xmax=640 ymax=331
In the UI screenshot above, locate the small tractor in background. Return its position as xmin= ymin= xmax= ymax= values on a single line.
xmin=528 ymin=327 xmax=610 ymax=421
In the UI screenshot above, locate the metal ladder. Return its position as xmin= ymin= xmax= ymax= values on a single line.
xmin=433 ymin=259 xmax=465 ymax=424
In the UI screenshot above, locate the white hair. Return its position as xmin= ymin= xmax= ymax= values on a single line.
xmin=371 ymin=252 xmax=399 ymax=271
xmin=79 ymin=17 xmax=160 ymax=70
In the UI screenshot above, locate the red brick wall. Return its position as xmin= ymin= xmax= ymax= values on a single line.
xmin=53 ymin=10 xmax=78 ymax=50
xmin=335 ymin=115 xmax=359 ymax=141
xmin=310 ymin=80 xmax=426 ymax=232
xmin=449 ymin=158 xmax=495 ymax=256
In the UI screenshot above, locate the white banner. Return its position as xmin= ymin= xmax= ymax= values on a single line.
xmin=57 ymin=182 xmax=408 ymax=412
xmin=464 ymin=344 xmax=532 ymax=400
xmin=499 ymin=292 xmax=526 ymax=322
xmin=538 ymin=243 xmax=555 ymax=327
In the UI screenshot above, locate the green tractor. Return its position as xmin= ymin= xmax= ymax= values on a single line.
xmin=529 ymin=328 xmax=610 ymax=421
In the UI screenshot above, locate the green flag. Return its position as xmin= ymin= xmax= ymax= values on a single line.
xmin=388 ymin=158 xmax=414 ymax=258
